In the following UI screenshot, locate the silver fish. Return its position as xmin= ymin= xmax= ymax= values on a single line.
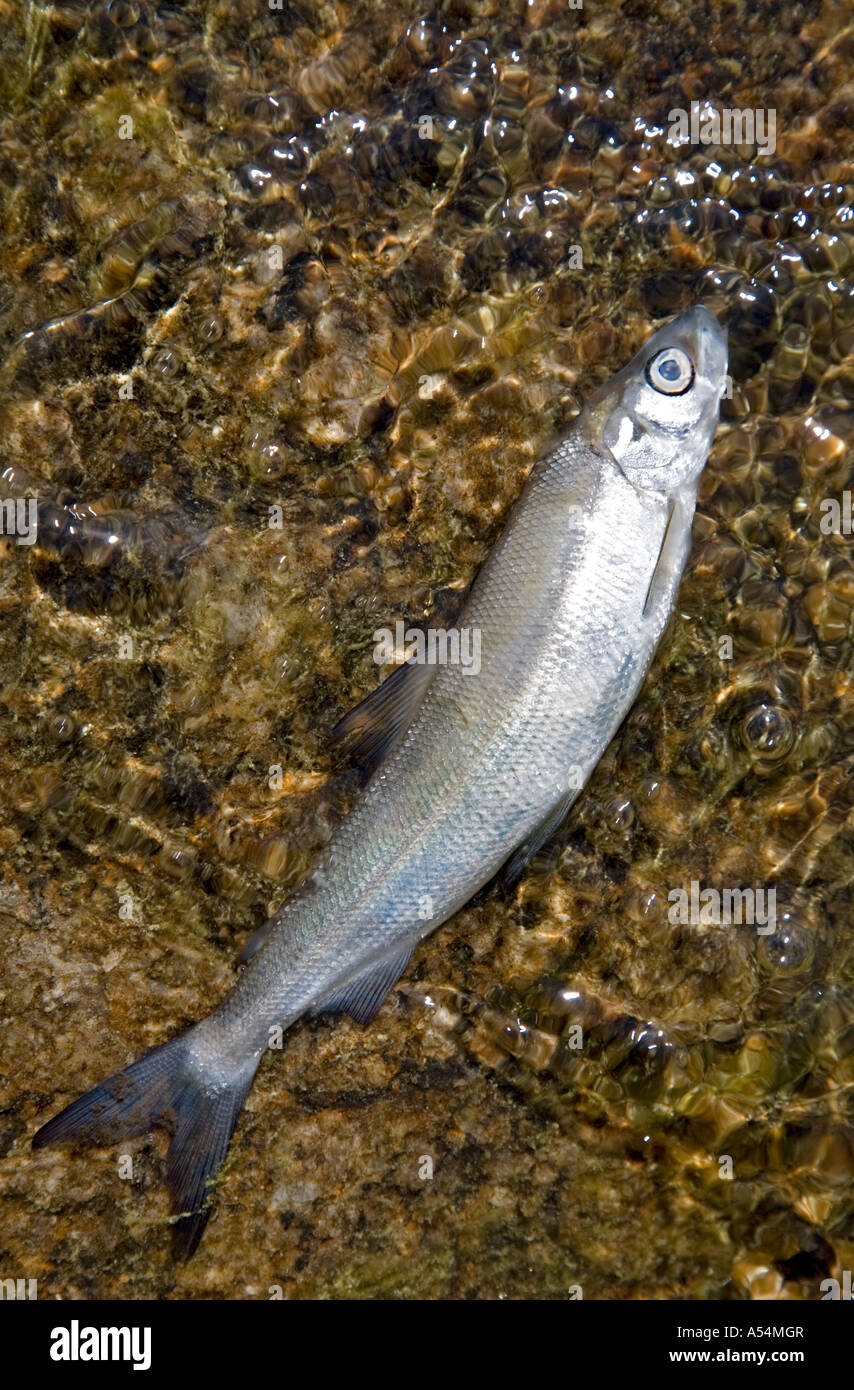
xmin=33 ymin=305 xmax=728 ymax=1256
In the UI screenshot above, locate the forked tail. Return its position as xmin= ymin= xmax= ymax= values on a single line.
xmin=32 ymin=1033 xmax=261 ymax=1259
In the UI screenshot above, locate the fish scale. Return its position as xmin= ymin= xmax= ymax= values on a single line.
xmin=33 ymin=305 xmax=727 ymax=1258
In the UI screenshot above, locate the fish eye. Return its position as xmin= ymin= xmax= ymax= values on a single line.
xmin=645 ymin=346 xmax=694 ymax=395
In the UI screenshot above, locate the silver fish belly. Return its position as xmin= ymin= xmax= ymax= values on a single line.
xmin=33 ymin=305 xmax=728 ymax=1256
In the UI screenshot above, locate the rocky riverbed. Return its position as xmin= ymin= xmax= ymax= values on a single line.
xmin=0 ymin=0 xmax=852 ymax=1298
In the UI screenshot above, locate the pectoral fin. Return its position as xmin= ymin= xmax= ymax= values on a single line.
xmin=642 ymin=490 xmax=694 ymax=619
xmin=332 ymin=653 xmax=436 ymax=775
xmin=311 ymin=946 xmax=414 ymax=1024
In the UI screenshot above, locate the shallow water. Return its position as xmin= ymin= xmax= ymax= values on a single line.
xmin=0 ymin=0 xmax=852 ymax=1298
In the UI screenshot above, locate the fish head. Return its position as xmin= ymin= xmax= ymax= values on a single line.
xmin=584 ymin=305 xmax=728 ymax=493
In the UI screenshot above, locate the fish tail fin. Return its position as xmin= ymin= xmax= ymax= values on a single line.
xmin=32 ymin=1032 xmax=261 ymax=1260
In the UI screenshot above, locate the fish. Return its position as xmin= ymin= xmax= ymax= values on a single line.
xmin=32 ymin=305 xmax=728 ymax=1257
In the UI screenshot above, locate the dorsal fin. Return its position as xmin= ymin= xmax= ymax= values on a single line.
xmin=332 ymin=654 xmax=436 ymax=774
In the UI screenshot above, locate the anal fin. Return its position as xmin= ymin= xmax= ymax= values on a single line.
xmin=311 ymin=946 xmax=413 ymax=1024
xmin=242 ymin=919 xmax=272 ymax=962
xmin=500 ymin=789 xmax=580 ymax=888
